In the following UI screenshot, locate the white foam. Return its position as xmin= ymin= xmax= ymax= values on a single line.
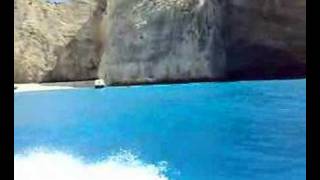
xmin=14 ymin=149 xmax=169 ymax=180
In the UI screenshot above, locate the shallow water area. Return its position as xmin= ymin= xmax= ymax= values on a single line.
xmin=14 ymin=79 xmax=306 ymax=180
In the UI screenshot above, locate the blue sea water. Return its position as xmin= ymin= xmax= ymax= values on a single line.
xmin=14 ymin=79 xmax=306 ymax=180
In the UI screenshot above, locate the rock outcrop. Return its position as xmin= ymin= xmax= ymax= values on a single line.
xmin=225 ymin=0 xmax=306 ymax=80
xmin=14 ymin=0 xmax=103 ymax=83
xmin=45 ymin=0 xmax=108 ymax=82
xmin=98 ymin=0 xmax=226 ymax=84
xmin=14 ymin=0 xmax=306 ymax=84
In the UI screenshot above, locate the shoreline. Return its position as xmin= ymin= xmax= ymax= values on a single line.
xmin=14 ymin=80 xmax=95 ymax=93
xmin=14 ymin=77 xmax=306 ymax=93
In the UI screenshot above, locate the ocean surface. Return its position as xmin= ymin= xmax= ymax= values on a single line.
xmin=14 ymin=79 xmax=306 ymax=180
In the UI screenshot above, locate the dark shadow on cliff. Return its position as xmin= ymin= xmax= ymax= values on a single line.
xmin=225 ymin=42 xmax=306 ymax=81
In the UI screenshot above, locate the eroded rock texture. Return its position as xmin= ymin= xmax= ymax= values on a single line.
xmin=225 ymin=0 xmax=306 ymax=79
xmin=98 ymin=0 xmax=226 ymax=84
xmin=14 ymin=0 xmax=104 ymax=83
xmin=46 ymin=0 xmax=108 ymax=81
xmin=14 ymin=0 xmax=306 ymax=84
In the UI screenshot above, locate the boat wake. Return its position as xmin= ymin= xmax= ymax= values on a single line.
xmin=14 ymin=148 xmax=168 ymax=180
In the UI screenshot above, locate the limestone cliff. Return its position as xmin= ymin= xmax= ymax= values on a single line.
xmin=14 ymin=0 xmax=103 ymax=83
xmin=14 ymin=0 xmax=306 ymax=84
xmin=98 ymin=0 xmax=226 ymax=84
xmin=45 ymin=0 xmax=108 ymax=82
xmin=225 ymin=0 xmax=306 ymax=79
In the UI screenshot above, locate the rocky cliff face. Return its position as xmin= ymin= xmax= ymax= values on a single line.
xmin=14 ymin=0 xmax=103 ymax=83
xmin=98 ymin=0 xmax=226 ymax=84
xmin=14 ymin=0 xmax=306 ymax=84
xmin=45 ymin=0 xmax=108 ymax=82
xmin=225 ymin=0 xmax=306 ymax=79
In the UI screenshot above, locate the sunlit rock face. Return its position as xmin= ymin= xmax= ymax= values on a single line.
xmin=46 ymin=0 xmax=108 ymax=82
xmin=98 ymin=0 xmax=226 ymax=84
xmin=225 ymin=0 xmax=306 ymax=79
xmin=14 ymin=0 xmax=104 ymax=83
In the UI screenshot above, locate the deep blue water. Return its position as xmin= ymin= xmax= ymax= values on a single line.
xmin=14 ymin=79 xmax=306 ymax=180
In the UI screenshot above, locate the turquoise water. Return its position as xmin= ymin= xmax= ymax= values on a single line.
xmin=14 ymin=79 xmax=306 ymax=180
